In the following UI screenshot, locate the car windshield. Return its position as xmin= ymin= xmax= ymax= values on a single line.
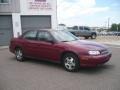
xmin=51 ymin=30 xmax=79 ymax=42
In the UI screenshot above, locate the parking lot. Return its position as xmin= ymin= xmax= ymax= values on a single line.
xmin=81 ymin=36 xmax=120 ymax=45
xmin=0 ymin=45 xmax=120 ymax=90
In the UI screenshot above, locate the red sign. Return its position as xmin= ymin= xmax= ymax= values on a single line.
xmin=35 ymin=0 xmax=46 ymax=2
xmin=28 ymin=0 xmax=52 ymax=10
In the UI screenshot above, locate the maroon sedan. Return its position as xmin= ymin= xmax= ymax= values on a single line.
xmin=9 ymin=30 xmax=112 ymax=72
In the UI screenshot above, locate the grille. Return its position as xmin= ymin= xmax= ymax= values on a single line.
xmin=100 ymin=49 xmax=109 ymax=55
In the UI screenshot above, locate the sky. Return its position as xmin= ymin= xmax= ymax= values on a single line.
xmin=57 ymin=0 xmax=120 ymax=27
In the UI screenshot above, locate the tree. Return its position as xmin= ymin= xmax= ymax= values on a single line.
xmin=118 ymin=23 xmax=120 ymax=32
xmin=110 ymin=23 xmax=118 ymax=31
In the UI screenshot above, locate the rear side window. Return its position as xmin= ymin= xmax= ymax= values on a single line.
xmin=23 ymin=31 xmax=37 ymax=40
xmin=72 ymin=26 xmax=78 ymax=30
xmin=79 ymin=26 xmax=84 ymax=30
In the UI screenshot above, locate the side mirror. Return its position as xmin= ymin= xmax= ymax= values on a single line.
xmin=47 ymin=39 xmax=55 ymax=44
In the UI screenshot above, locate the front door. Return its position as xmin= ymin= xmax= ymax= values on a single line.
xmin=36 ymin=31 xmax=60 ymax=62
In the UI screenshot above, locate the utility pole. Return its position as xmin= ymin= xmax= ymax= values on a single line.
xmin=117 ymin=25 xmax=119 ymax=35
xmin=108 ymin=18 xmax=110 ymax=31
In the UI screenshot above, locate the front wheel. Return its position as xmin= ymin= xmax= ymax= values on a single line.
xmin=91 ymin=34 xmax=97 ymax=39
xmin=62 ymin=53 xmax=80 ymax=72
xmin=15 ymin=48 xmax=24 ymax=62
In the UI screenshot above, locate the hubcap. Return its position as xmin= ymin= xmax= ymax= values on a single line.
xmin=92 ymin=34 xmax=96 ymax=38
xmin=16 ymin=49 xmax=23 ymax=60
xmin=64 ymin=57 xmax=76 ymax=70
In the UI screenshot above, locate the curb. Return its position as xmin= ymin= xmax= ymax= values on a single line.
xmin=0 ymin=46 xmax=9 ymax=50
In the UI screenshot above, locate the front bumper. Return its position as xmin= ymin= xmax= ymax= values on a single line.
xmin=80 ymin=53 xmax=112 ymax=67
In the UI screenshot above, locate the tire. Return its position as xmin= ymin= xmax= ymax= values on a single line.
xmin=15 ymin=48 xmax=24 ymax=62
xmin=91 ymin=34 xmax=96 ymax=39
xmin=85 ymin=36 xmax=89 ymax=39
xmin=62 ymin=53 xmax=80 ymax=72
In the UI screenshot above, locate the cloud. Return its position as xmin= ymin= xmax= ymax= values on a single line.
xmin=57 ymin=0 xmax=110 ymax=25
xmin=111 ymin=3 xmax=120 ymax=7
xmin=81 ymin=7 xmax=109 ymax=14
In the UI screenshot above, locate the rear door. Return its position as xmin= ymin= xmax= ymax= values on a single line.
xmin=83 ymin=27 xmax=91 ymax=36
xmin=22 ymin=30 xmax=38 ymax=57
xmin=78 ymin=26 xmax=84 ymax=36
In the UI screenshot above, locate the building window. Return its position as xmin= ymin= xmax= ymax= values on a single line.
xmin=0 ymin=0 xmax=9 ymax=3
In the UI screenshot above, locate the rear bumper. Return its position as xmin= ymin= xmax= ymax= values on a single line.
xmin=80 ymin=53 xmax=112 ymax=67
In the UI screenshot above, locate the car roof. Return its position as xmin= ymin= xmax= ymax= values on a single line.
xmin=24 ymin=29 xmax=65 ymax=33
xmin=38 ymin=29 xmax=55 ymax=31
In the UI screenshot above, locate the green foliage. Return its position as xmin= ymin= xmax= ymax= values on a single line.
xmin=110 ymin=23 xmax=117 ymax=31
xmin=110 ymin=23 xmax=120 ymax=32
xmin=118 ymin=23 xmax=120 ymax=31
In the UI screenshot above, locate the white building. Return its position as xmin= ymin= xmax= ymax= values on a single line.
xmin=0 ymin=0 xmax=57 ymax=45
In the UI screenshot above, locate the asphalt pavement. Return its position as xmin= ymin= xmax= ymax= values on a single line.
xmin=0 ymin=45 xmax=120 ymax=90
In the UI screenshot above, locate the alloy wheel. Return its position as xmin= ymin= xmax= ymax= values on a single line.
xmin=15 ymin=48 xmax=24 ymax=61
xmin=64 ymin=57 xmax=76 ymax=70
xmin=63 ymin=53 xmax=80 ymax=72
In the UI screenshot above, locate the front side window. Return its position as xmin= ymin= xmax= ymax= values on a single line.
xmin=84 ymin=27 xmax=90 ymax=31
xmin=23 ymin=31 xmax=37 ymax=40
xmin=37 ymin=31 xmax=53 ymax=42
xmin=0 ymin=0 xmax=9 ymax=3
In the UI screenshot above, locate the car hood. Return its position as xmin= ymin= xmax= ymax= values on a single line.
xmin=65 ymin=40 xmax=107 ymax=51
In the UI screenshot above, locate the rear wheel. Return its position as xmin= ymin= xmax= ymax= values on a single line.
xmin=62 ymin=53 xmax=80 ymax=72
xmin=85 ymin=36 xmax=89 ymax=39
xmin=15 ymin=48 xmax=24 ymax=62
xmin=91 ymin=34 xmax=97 ymax=39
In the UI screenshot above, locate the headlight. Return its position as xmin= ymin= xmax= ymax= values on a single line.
xmin=88 ymin=51 xmax=100 ymax=55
